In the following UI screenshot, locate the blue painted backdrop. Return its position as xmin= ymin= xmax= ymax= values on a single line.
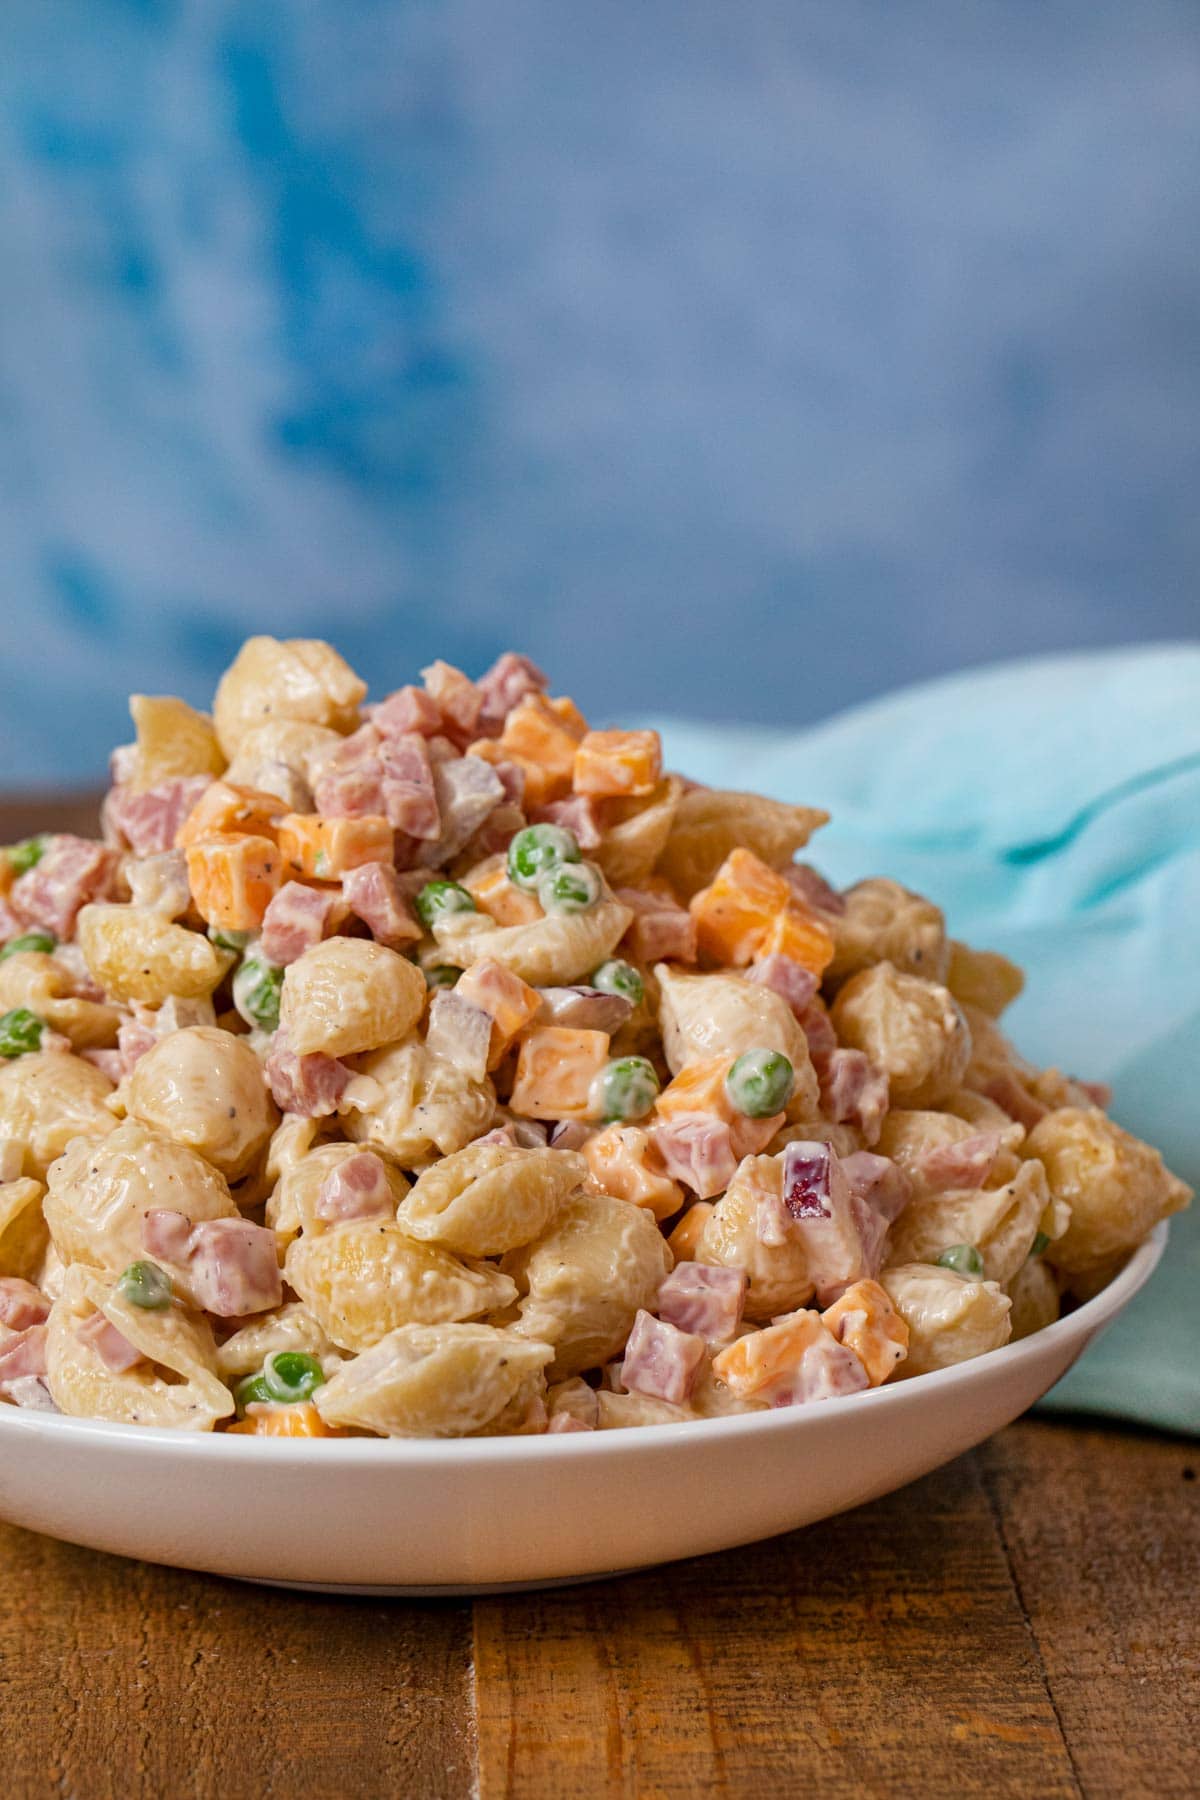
xmin=1 ymin=1 xmax=1197 ymax=784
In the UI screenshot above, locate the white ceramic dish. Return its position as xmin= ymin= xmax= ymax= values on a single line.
xmin=0 ymin=1225 xmax=1164 ymax=1594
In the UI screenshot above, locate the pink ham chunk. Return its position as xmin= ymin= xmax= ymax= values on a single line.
xmin=378 ymin=733 xmax=441 ymax=839
xmin=0 ymin=898 xmax=21 ymax=943
xmin=656 ymin=1262 xmax=745 ymax=1344
xmin=310 ymin=725 xmax=388 ymax=819
xmin=617 ymin=886 xmax=697 ymax=965
xmin=341 ymin=861 xmax=421 ymax=947
xmin=782 ymin=1140 xmax=883 ymax=1305
xmin=10 ymin=835 xmax=119 ymax=938
xmin=785 ymin=864 xmax=845 ymax=916
xmin=373 ymin=684 xmax=443 ymax=739
xmin=798 ymin=999 xmax=838 ymax=1066
xmin=103 ymin=774 xmax=212 ymax=857
xmin=650 ymin=1114 xmax=738 ymax=1200
xmin=424 ymin=990 xmax=494 ymax=1083
xmin=117 ymin=1017 xmax=159 ymax=1074
xmin=315 ymin=1151 xmax=394 ymax=1223
xmin=187 ymin=1219 xmax=282 ymax=1317
xmin=918 ymin=1131 xmax=1003 ymax=1193
xmin=620 ymin=1308 xmax=706 ymax=1405
xmin=475 ymin=651 xmax=549 ymax=736
xmin=83 ymin=1044 xmax=130 ymax=1083
xmin=766 ymin=1327 xmax=870 ymax=1407
xmin=529 ymin=796 xmax=603 ymax=851
xmin=2 ymin=1374 xmax=57 ymax=1411
xmin=260 ymin=881 xmax=339 ymax=966
xmin=0 ymin=1278 xmax=50 ymax=1332
xmin=421 ymin=756 xmax=505 ymax=864
xmin=421 ymin=661 xmax=483 ymax=745
xmin=747 ymin=954 xmax=819 ymax=1018
xmin=488 ymin=761 xmax=527 ymax=807
xmin=840 ymin=1151 xmax=913 ymax=1224
xmin=265 ymin=1032 xmax=353 ymax=1118
xmin=0 ymin=1323 xmax=48 ymax=1382
xmin=142 ymin=1208 xmax=194 ymax=1263
xmin=819 ymin=1048 xmax=889 ymax=1144
xmin=75 ymin=1312 xmax=145 ymax=1374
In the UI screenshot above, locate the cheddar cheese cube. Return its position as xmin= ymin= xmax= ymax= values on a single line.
xmin=186 ymin=832 xmax=283 ymax=931
xmin=462 ymin=853 xmax=543 ymax=926
xmin=584 ymin=1124 xmax=684 ymax=1221
xmin=654 ymin=1053 xmax=784 ymax=1159
xmin=548 ymin=695 xmax=589 ymax=740
xmin=228 ymin=1402 xmax=341 ymax=1437
xmin=573 ymin=729 xmax=663 ymax=801
xmin=820 ymin=1279 xmax=909 ymax=1385
xmin=758 ymin=904 xmax=835 ymax=979
xmin=176 ymin=780 xmax=285 ymax=849
xmin=277 ymin=813 xmax=393 ymax=880
xmin=498 ymin=695 xmax=581 ymax=803
xmin=455 ymin=956 xmax=542 ymax=1059
xmin=689 ymin=847 xmax=793 ymax=965
xmin=508 ymin=1026 xmax=611 ymax=1121
xmin=666 ymin=1201 xmax=715 ymax=1261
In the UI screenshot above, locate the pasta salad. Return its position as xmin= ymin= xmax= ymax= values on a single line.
xmin=0 ymin=639 xmax=1189 ymax=1437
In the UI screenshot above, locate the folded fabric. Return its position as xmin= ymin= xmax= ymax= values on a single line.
xmin=651 ymin=643 xmax=1200 ymax=1435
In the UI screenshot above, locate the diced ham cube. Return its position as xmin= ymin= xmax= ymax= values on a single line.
xmin=117 ymin=1017 xmax=159 ymax=1074
xmin=918 ymin=1131 xmax=1003 ymax=1193
xmin=529 ymin=796 xmax=603 ymax=851
xmin=264 ymin=1032 xmax=353 ymax=1118
xmin=747 ymin=954 xmax=819 ymax=1019
xmin=421 ymin=757 xmax=505 ymax=864
xmin=311 ymin=725 xmax=387 ymax=819
xmin=2 ymin=1374 xmax=58 ymax=1411
xmin=819 ymin=1048 xmax=889 ymax=1144
xmin=781 ymin=1141 xmax=880 ymax=1304
xmin=799 ymin=999 xmax=838 ymax=1067
xmin=0 ymin=1323 xmax=48 ymax=1382
xmin=489 ymin=761 xmax=527 ymax=807
xmin=142 ymin=1208 xmax=195 ymax=1263
xmin=315 ymin=1151 xmax=394 ymax=1223
xmin=547 ymin=1412 xmax=594 ymax=1434
xmin=656 ymin=1263 xmax=746 ymax=1344
xmin=103 ymin=775 xmax=213 ymax=857
xmin=617 ymin=885 xmax=698 ymax=965
xmin=81 ymin=1049 xmax=124 ymax=1082
xmin=425 ymin=989 xmax=494 ymax=1083
xmin=373 ymin=685 xmax=444 ymax=739
xmin=536 ymin=986 xmax=634 ymax=1035
xmin=773 ymin=1329 xmax=870 ymax=1406
xmin=378 ymin=733 xmax=441 ymax=839
xmin=341 ymin=861 xmax=421 ymax=947
xmin=476 ymin=651 xmax=549 ymax=736
xmin=786 ymin=864 xmax=846 ymax=916
xmin=260 ymin=881 xmax=339 ymax=965
xmin=10 ymin=835 xmax=118 ymax=938
xmin=187 ymin=1219 xmax=282 ymax=1317
xmin=421 ymin=661 xmax=484 ymax=744
xmin=649 ymin=1115 xmax=738 ymax=1200
xmin=0 ymin=1278 xmax=50 ymax=1332
xmin=75 ymin=1312 xmax=145 ymax=1374
xmin=840 ymin=1152 xmax=913 ymax=1224
xmin=620 ymin=1308 xmax=706 ymax=1405
xmin=0 ymin=898 xmax=22 ymax=944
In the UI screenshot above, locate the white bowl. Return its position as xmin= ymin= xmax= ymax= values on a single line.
xmin=0 ymin=1227 xmax=1164 ymax=1594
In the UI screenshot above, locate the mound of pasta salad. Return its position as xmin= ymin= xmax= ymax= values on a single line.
xmin=0 ymin=640 xmax=1188 ymax=1437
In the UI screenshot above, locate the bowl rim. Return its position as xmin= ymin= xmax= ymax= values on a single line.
xmin=0 ymin=1223 xmax=1165 ymax=1465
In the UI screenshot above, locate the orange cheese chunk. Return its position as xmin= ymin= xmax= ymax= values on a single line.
xmin=758 ymin=904 xmax=836 ymax=978
xmin=712 ymin=1310 xmax=830 ymax=1398
xmin=821 ymin=1279 xmax=909 ymax=1385
xmin=186 ymin=832 xmax=282 ymax=931
xmin=462 ymin=853 xmax=543 ymax=926
xmin=654 ymin=1053 xmax=783 ymax=1158
xmin=456 ymin=956 xmax=542 ymax=1060
xmin=277 ymin=812 xmax=393 ymax=880
xmin=176 ymin=780 xmax=285 ymax=849
xmin=666 ymin=1201 xmax=714 ymax=1260
xmin=573 ymin=729 xmax=663 ymax=801
xmin=498 ymin=695 xmax=580 ymax=803
xmin=584 ymin=1124 xmax=684 ymax=1221
xmin=508 ymin=1026 xmax=611 ymax=1121
xmin=548 ymin=695 xmax=589 ymax=740
xmin=227 ymin=1402 xmax=342 ymax=1437
xmin=689 ymin=847 xmax=793 ymax=966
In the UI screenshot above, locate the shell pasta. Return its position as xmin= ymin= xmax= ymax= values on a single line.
xmin=0 ymin=639 xmax=1188 ymax=1436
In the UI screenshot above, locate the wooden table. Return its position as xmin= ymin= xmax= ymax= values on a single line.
xmin=2 ymin=799 xmax=1197 ymax=1798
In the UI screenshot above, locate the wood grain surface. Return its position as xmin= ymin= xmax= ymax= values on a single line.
xmin=0 ymin=799 xmax=1195 ymax=1798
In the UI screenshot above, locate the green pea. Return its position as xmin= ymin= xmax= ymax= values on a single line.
xmin=424 ymin=964 xmax=461 ymax=989
xmin=507 ymin=824 xmax=581 ymax=891
xmin=263 ymin=1351 xmax=326 ymax=1404
xmin=536 ymin=861 xmax=601 ymax=915
xmin=232 ymin=956 xmax=283 ymax=1033
xmin=116 ymin=1261 xmax=173 ymax=1311
xmin=937 ymin=1243 xmax=985 ymax=1279
xmin=724 ymin=1048 xmax=795 ymax=1118
xmin=209 ymin=925 xmax=251 ymax=953
xmin=1029 ymin=1231 xmax=1051 ymax=1259
xmin=591 ymin=959 xmax=644 ymax=1008
xmin=235 ymin=1373 xmax=274 ymax=1415
xmin=0 ymin=1008 xmax=44 ymax=1058
xmin=593 ymin=1055 xmax=660 ymax=1123
xmin=415 ymin=880 xmax=477 ymax=930
xmin=5 ymin=836 xmax=48 ymax=876
xmin=0 ymin=931 xmax=56 ymax=963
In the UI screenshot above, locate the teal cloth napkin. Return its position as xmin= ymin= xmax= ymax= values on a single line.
xmin=650 ymin=644 xmax=1200 ymax=1435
